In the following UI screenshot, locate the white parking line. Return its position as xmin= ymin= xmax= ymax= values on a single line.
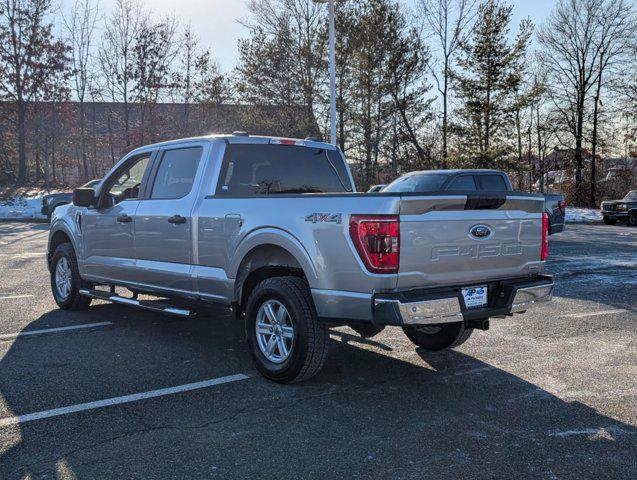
xmin=0 ymin=374 xmax=250 ymax=427
xmin=0 ymin=321 xmax=113 ymax=340
xmin=561 ymin=309 xmax=627 ymax=319
xmin=0 ymin=294 xmax=34 ymax=300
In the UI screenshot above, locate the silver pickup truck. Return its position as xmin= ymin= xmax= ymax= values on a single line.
xmin=47 ymin=134 xmax=553 ymax=383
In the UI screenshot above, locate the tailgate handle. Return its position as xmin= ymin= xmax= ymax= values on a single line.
xmin=465 ymin=195 xmax=506 ymax=210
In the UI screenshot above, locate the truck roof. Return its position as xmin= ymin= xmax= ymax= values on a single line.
xmin=126 ymin=133 xmax=336 ymax=156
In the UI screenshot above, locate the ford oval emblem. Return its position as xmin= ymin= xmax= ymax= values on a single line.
xmin=469 ymin=225 xmax=492 ymax=240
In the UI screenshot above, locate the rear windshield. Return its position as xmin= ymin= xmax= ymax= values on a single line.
xmin=383 ymin=173 xmax=448 ymax=193
xmin=217 ymin=144 xmax=352 ymax=196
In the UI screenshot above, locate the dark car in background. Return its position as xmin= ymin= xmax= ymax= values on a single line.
xmin=41 ymin=179 xmax=101 ymax=220
xmin=601 ymin=190 xmax=637 ymax=226
xmin=382 ymin=169 xmax=566 ymax=235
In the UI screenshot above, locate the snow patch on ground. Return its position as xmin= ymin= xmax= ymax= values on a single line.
xmin=0 ymin=194 xmax=47 ymax=220
xmin=565 ymin=207 xmax=602 ymax=223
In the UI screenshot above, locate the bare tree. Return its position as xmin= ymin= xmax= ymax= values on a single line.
xmin=539 ymin=0 xmax=605 ymax=205
xmin=588 ymin=0 xmax=636 ymax=206
xmin=133 ymin=15 xmax=178 ymax=143
xmin=0 ymin=0 xmax=70 ymax=182
xmin=419 ymin=0 xmax=476 ymax=165
xmin=63 ymin=0 xmax=99 ymax=181
xmin=99 ymin=0 xmax=144 ymax=148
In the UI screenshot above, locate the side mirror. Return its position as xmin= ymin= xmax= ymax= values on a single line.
xmin=73 ymin=187 xmax=96 ymax=208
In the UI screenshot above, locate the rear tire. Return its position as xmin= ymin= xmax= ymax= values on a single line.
xmin=50 ymin=242 xmax=92 ymax=310
xmin=402 ymin=322 xmax=473 ymax=351
xmin=603 ymin=216 xmax=617 ymax=225
xmin=245 ymin=276 xmax=328 ymax=383
xmin=626 ymin=212 xmax=637 ymax=227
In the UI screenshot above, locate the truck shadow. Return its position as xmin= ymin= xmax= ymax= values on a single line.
xmin=0 ymin=305 xmax=635 ymax=479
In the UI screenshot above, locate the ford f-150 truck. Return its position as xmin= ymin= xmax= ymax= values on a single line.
xmin=47 ymin=134 xmax=554 ymax=383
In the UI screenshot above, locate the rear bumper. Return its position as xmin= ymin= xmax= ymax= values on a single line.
xmin=372 ymin=275 xmax=554 ymax=326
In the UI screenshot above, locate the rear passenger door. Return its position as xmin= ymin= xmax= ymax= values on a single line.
xmin=132 ymin=145 xmax=206 ymax=293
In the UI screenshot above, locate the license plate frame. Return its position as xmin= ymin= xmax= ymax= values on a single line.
xmin=461 ymin=286 xmax=488 ymax=310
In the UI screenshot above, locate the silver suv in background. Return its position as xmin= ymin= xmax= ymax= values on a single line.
xmin=47 ymin=134 xmax=553 ymax=383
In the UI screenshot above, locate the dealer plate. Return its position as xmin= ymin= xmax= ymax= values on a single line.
xmin=461 ymin=286 xmax=488 ymax=309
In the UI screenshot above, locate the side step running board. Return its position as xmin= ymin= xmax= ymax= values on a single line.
xmin=79 ymin=289 xmax=193 ymax=317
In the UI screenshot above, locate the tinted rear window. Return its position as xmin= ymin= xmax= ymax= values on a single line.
xmin=477 ymin=175 xmax=508 ymax=191
xmin=383 ymin=173 xmax=448 ymax=193
xmin=447 ymin=175 xmax=477 ymax=191
xmin=217 ymin=144 xmax=352 ymax=196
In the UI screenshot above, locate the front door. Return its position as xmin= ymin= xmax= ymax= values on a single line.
xmin=81 ymin=152 xmax=154 ymax=284
xmin=132 ymin=145 xmax=205 ymax=294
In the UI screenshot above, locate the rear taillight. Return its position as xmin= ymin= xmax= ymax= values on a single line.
xmin=558 ymin=200 xmax=566 ymax=215
xmin=349 ymin=215 xmax=400 ymax=274
xmin=541 ymin=212 xmax=549 ymax=261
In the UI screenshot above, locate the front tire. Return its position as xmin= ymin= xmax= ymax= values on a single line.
xmin=402 ymin=322 xmax=473 ymax=351
xmin=50 ymin=242 xmax=92 ymax=310
xmin=626 ymin=212 xmax=637 ymax=227
xmin=245 ymin=276 xmax=328 ymax=383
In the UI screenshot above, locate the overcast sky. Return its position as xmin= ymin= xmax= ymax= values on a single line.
xmin=60 ymin=0 xmax=558 ymax=73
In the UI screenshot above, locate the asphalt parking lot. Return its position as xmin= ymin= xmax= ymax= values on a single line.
xmin=0 ymin=222 xmax=635 ymax=479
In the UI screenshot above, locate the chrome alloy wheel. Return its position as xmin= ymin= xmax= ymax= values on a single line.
xmin=255 ymin=299 xmax=294 ymax=363
xmin=54 ymin=257 xmax=72 ymax=300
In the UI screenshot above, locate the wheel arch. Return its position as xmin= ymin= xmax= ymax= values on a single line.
xmin=48 ymin=228 xmax=74 ymax=267
xmin=231 ymin=229 xmax=319 ymax=308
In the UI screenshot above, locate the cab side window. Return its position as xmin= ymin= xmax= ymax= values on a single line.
xmin=105 ymin=154 xmax=151 ymax=206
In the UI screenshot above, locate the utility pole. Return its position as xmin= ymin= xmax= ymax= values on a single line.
xmin=314 ymin=0 xmax=337 ymax=146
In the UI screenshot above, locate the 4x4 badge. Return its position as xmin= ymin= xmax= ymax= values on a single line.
xmin=305 ymin=213 xmax=342 ymax=224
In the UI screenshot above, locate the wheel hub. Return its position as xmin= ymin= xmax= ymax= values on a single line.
xmin=255 ymin=299 xmax=294 ymax=363
xmin=55 ymin=257 xmax=72 ymax=300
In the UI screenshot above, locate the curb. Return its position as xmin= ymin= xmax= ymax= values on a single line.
xmin=565 ymin=220 xmax=602 ymax=224
xmin=0 ymin=218 xmax=49 ymax=224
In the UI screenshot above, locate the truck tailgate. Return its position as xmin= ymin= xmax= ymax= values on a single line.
xmin=397 ymin=194 xmax=545 ymax=289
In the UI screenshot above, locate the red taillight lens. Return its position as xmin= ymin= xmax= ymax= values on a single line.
xmin=349 ymin=215 xmax=400 ymax=274
xmin=541 ymin=212 xmax=549 ymax=261
xmin=558 ymin=200 xmax=566 ymax=215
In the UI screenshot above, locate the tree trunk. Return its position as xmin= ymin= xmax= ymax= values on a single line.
xmin=515 ymin=104 xmax=523 ymax=184
xmin=391 ymin=113 xmax=397 ymax=177
xmin=535 ymin=103 xmax=544 ymax=193
xmin=574 ymin=88 xmax=585 ymax=205
xmin=590 ymin=59 xmax=603 ymax=208
xmin=17 ymin=100 xmax=28 ymax=183
xmin=80 ymin=101 xmax=89 ymax=181
xmin=442 ymin=57 xmax=449 ymax=167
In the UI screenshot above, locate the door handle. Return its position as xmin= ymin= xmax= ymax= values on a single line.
xmin=168 ymin=214 xmax=187 ymax=224
xmin=117 ymin=214 xmax=132 ymax=223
